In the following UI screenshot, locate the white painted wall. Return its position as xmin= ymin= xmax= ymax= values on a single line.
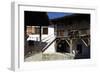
xmin=43 ymin=25 xmax=56 ymax=53
xmin=27 ymin=24 xmax=55 ymax=53
xmin=27 ymin=25 xmax=54 ymax=41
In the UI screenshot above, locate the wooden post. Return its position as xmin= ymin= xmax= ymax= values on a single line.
xmin=88 ymin=38 xmax=90 ymax=46
xmin=81 ymin=39 xmax=88 ymax=47
xmin=70 ymin=39 xmax=73 ymax=53
xmin=39 ymin=26 xmax=42 ymax=42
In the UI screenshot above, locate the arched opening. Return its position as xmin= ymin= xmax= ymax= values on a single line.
xmin=56 ymin=40 xmax=70 ymax=53
xmin=76 ymin=44 xmax=82 ymax=54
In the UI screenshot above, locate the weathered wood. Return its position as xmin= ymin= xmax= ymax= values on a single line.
xmin=65 ymin=39 xmax=70 ymax=46
xmin=81 ymin=39 xmax=88 ymax=47
xmin=70 ymin=39 xmax=73 ymax=53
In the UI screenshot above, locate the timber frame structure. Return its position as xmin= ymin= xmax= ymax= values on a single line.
xmin=24 ymin=12 xmax=90 ymax=59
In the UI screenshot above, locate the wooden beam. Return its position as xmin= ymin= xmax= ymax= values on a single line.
xmin=88 ymin=38 xmax=90 ymax=46
xmin=39 ymin=26 xmax=42 ymax=42
xmin=70 ymin=39 xmax=73 ymax=53
xmin=65 ymin=39 xmax=70 ymax=46
xmin=81 ymin=39 xmax=88 ymax=47
xmin=42 ymin=38 xmax=56 ymax=52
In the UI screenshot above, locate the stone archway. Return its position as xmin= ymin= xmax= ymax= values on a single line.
xmin=56 ymin=40 xmax=70 ymax=53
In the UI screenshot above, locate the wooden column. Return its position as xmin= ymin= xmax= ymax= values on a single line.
xmin=70 ymin=39 xmax=73 ymax=53
xmin=39 ymin=26 xmax=42 ymax=42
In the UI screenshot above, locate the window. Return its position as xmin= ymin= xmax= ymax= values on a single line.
xmin=26 ymin=26 xmax=32 ymax=35
xmin=34 ymin=26 xmax=40 ymax=34
xmin=26 ymin=26 xmax=48 ymax=35
xmin=42 ymin=27 xmax=48 ymax=34
xmin=26 ymin=26 xmax=40 ymax=35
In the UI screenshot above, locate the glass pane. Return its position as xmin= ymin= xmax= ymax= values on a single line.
xmin=43 ymin=27 xmax=48 ymax=34
xmin=35 ymin=27 xmax=40 ymax=34
xmin=26 ymin=26 xmax=32 ymax=35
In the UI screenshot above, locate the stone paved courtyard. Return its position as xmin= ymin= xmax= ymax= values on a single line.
xmin=24 ymin=53 xmax=75 ymax=62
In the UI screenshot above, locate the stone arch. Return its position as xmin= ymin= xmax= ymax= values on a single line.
xmin=56 ymin=40 xmax=70 ymax=53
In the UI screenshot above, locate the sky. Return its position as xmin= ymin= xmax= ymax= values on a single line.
xmin=47 ymin=12 xmax=73 ymax=19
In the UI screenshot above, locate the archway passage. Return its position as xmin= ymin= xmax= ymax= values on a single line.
xmin=77 ymin=44 xmax=82 ymax=54
xmin=56 ymin=40 xmax=70 ymax=53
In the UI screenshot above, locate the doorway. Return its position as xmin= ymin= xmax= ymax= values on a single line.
xmin=56 ymin=40 xmax=70 ymax=53
xmin=76 ymin=44 xmax=82 ymax=54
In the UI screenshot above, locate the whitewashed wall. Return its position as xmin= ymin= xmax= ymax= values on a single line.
xmin=43 ymin=25 xmax=56 ymax=53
